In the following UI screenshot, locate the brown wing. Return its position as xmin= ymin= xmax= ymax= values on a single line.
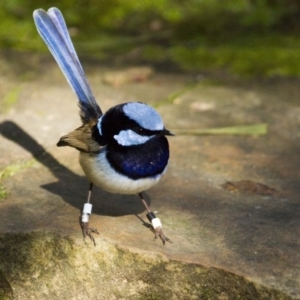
xmin=57 ymin=120 xmax=101 ymax=153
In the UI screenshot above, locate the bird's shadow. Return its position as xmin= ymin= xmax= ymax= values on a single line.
xmin=0 ymin=120 xmax=151 ymax=217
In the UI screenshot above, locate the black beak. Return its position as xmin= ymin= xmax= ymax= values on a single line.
xmin=162 ymin=128 xmax=175 ymax=136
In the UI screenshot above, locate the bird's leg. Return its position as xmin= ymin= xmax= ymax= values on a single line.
xmin=81 ymin=182 xmax=99 ymax=246
xmin=138 ymin=192 xmax=172 ymax=245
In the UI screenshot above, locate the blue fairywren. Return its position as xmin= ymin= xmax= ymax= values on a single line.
xmin=33 ymin=8 xmax=173 ymax=245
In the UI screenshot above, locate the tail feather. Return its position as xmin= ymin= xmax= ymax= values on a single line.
xmin=33 ymin=8 xmax=102 ymax=123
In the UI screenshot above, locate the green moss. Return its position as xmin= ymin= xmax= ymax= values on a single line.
xmin=1 ymin=86 xmax=21 ymax=113
xmin=141 ymin=45 xmax=167 ymax=62
xmin=155 ymin=79 xmax=222 ymax=109
xmin=0 ymin=159 xmax=37 ymax=201
xmin=0 ymin=232 xmax=293 ymax=299
xmin=169 ymin=35 xmax=300 ymax=77
xmin=0 ymin=269 xmax=13 ymax=300
xmin=0 ymin=1 xmax=299 ymax=78
xmin=156 ymin=83 xmax=201 ymax=108
xmin=0 ymin=232 xmax=74 ymax=282
xmin=0 ymin=159 xmax=36 ymax=179
xmin=0 ymin=185 xmax=8 ymax=201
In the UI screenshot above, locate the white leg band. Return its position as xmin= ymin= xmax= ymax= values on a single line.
xmin=82 ymin=203 xmax=93 ymax=223
xmin=82 ymin=213 xmax=89 ymax=223
xmin=151 ymin=217 xmax=162 ymax=229
xmin=83 ymin=203 xmax=92 ymax=214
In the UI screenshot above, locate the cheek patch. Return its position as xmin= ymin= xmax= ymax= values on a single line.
xmin=114 ymin=129 xmax=153 ymax=146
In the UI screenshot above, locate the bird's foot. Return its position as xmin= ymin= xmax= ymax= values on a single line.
xmin=146 ymin=211 xmax=172 ymax=245
xmin=153 ymin=227 xmax=172 ymax=245
xmin=81 ymin=221 xmax=99 ymax=246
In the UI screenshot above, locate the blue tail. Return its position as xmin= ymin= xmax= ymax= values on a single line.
xmin=33 ymin=8 xmax=102 ymax=123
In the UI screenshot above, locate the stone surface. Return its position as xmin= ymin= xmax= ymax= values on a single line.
xmin=0 ymin=52 xmax=299 ymax=299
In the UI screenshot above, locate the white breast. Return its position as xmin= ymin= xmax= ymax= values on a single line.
xmin=79 ymin=149 xmax=166 ymax=194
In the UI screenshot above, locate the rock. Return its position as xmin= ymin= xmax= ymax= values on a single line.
xmin=0 ymin=53 xmax=299 ymax=299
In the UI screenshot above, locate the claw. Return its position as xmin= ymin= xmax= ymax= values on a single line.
xmin=81 ymin=221 xmax=99 ymax=246
xmin=154 ymin=227 xmax=172 ymax=245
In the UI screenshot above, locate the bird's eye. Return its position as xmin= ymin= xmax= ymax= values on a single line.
xmin=131 ymin=126 xmax=149 ymax=135
xmin=138 ymin=127 xmax=147 ymax=135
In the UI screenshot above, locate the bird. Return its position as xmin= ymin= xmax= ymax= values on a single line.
xmin=33 ymin=7 xmax=173 ymax=245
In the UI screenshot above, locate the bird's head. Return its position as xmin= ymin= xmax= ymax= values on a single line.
xmin=94 ymin=102 xmax=173 ymax=146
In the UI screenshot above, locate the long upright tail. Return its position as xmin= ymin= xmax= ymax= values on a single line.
xmin=33 ymin=8 xmax=102 ymax=123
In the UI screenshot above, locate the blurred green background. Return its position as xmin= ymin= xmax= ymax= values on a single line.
xmin=1 ymin=0 xmax=300 ymax=77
